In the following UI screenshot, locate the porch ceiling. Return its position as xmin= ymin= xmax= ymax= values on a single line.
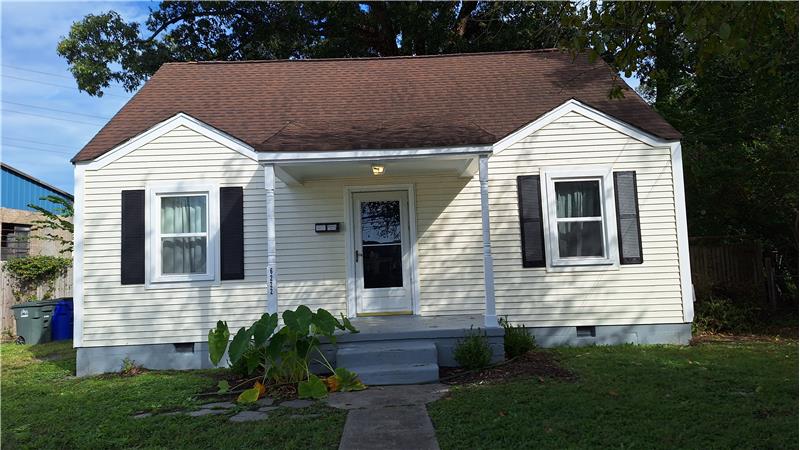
xmin=275 ymin=154 xmax=478 ymax=185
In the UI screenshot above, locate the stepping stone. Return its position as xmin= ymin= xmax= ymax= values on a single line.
xmin=281 ymin=399 xmax=314 ymax=409
xmin=202 ymin=401 xmax=236 ymax=409
xmin=132 ymin=413 xmax=152 ymax=419
xmin=162 ymin=411 xmax=184 ymax=416
xmin=258 ymin=406 xmax=279 ymax=412
xmin=188 ymin=409 xmax=228 ymax=417
xmin=256 ymin=397 xmax=275 ymax=407
xmin=230 ymin=411 xmax=269 ymax=422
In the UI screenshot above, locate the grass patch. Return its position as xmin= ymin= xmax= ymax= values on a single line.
xmin=429 ymin=342 xmax=798 ymax=449
xmin=0 ymin=341 xmax=346 ymax=449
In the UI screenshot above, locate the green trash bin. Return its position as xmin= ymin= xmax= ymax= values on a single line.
xmin=11 ymin=300 xmax=59 ymax=345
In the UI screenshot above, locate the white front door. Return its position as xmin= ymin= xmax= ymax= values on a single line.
xmin=352 ymin=191 xmax=413 ymax=315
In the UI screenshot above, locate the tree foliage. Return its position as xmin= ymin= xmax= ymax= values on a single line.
xmin=28 ymin=195 xmax=74 ymax=254
xmin=564 ymin=2 xmax=799 ymax=288
xmin=57 ymin=1 xmax=576 ymax=97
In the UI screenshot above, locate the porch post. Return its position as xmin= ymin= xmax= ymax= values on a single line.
xmin=264 ymin=164 xmax=278 ymax=314
xmin=479 ymin=155 xmax=497 ymax=328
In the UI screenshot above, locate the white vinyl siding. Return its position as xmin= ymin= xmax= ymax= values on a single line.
xmin=79 ymin=110 xmax=684 ymax=347
xmin=489 ymin=111 xmax=684 ymax=326
xmin=81 ymin=126 xmax=267 ymax=346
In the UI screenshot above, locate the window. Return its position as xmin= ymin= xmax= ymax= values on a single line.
xmin=543 ymin=168 xmax=618 ymax=267
xmin=1 ymin=223 xmax=31 ymax=260
xmin=147 ymin=184 xmax=218 ymax=285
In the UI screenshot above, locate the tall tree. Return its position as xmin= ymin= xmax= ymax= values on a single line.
xmin=564 ymin=2 xmax=799 ymax=291
xmin=57 ymin=1 xmax=576 ymax=97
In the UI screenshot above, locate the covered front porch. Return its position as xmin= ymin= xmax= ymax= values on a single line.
xmin=260 ymin=147 xmax=500 ymax=328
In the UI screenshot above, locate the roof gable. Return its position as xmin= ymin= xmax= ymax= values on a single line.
xmin=73 ymin=50 xmax=680 ymax=162
xmin=82 ymin=113 xmax=258 ymax=170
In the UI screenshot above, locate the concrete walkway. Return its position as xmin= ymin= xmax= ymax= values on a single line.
xmin=327 ymin=384 xmax=449 ymax=450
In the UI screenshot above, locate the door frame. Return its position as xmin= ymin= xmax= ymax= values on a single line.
xmin=344 ymin=184 xmax=420 ymax=318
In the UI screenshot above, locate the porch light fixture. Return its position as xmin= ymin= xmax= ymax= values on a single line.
xmin=371 ymin=164 xmax=385 ymax=176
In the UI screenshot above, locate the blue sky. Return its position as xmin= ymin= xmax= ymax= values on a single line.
xmin=1 ymin=1 xmax=153 ymax=193
xmin=1 ymin=2 xmax=640 ymax=195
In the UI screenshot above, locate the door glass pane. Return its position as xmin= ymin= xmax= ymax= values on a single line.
xmin=555 ymin=181 xmax=601 ymax=218
xmin=361 ymin=201 xmax=401 ymax=244
xmin=162 ymin=236 xmax=208 ymax=274
xmin=557 ymin=222 xmax=604 ymax=257
xmin=363 ymin=245 xmax=403 ymax=288
xmin=161 ymin=196 xmax=207 ymax=233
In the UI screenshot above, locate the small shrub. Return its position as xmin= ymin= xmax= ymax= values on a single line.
xmin=693 ymin=297 xmax=760 ymax=334
xmin=453 ymin=326 xmax=492 ymax=370
xmin=120 ymin=357 xmax=144 ymax=376
xmin=499 ymin=317 xmax=535 ymax=358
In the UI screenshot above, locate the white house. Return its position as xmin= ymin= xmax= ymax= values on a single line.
xmin=72 ymin=50 xmax=693 ymax=378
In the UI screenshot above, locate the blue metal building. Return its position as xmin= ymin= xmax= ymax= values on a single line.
xmin=1 ymin=163 xmax=73 ymax=211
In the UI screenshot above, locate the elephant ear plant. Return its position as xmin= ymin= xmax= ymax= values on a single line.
xmin=208 ymin=305 xmax=362 ymax=403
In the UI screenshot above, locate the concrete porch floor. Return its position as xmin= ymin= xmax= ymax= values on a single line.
xmin=336 ymin=314 xmax=503 ymax=343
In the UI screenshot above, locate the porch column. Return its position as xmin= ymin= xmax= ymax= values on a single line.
xmin=479 ymin=154 xmax=497 ymax=328
xmin=264 ymin=164 xmax=278 ymax=314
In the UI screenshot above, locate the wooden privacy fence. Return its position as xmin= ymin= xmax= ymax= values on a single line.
xmin=689 ymin=237 xmax=777 ymax=307
xmin=0 ymin=262 xmax=73 ymax=335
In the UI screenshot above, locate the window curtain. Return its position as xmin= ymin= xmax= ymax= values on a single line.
xmin=556 ymin=181 xmax=601 ymax=218
xmin=555 ymin=181 xmax=603 ymax=257
xmin=161 ymin=196 xmax=207 ymax=274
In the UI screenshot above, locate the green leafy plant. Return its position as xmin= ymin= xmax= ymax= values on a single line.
xmin=28 ymin=195 xmax=74 ymax=254
xmin=693 ymin=297 xmax=760 ymax=334
xmin=207 ymin=306 xmax=359 ymax=402
xmin=330 ymin=367 xmax=366 ymax=392
xmin=315 ymin=352 xmax=366 ymax=393
xmin=498 ymin=316 xmax=536 ymax=359
xmin=298 ymin=374 xmax=328 ymax=399
xmin=120 ymin=357 xmax=143 ymax=376
xmin=453 ymin=326 xmax=493 ymax=370
xmin=2 ymin=255 xmax=72 ymax=302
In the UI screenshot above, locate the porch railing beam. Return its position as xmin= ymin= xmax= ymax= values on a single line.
xmin=264 ymin=163 xmax=278 ymax=314
xmin=479 ymin=154 xmax=497 ymax=328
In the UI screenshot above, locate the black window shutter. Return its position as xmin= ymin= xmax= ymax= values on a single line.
xmin=614 ymin=171 xmax=644 ymax=264
xmin=120 ymin=190 xmax=145 ymax=285
xmin=220 ymin=187 xmax=245 ymax=280
xmin=517 ymin=175 xmax=546 ymax=268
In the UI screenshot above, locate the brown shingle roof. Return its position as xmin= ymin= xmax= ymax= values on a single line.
xmin=72 ymin=49 xmax=680 ymax=162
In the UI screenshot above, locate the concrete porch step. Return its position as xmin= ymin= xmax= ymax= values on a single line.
xmin=336 ymin=341 xmax=438 ymax=368
xmin=335 ymin=341 xmax=439 ymax=385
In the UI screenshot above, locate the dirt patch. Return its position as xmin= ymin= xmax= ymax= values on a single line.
xmin=439 ymin=351 xmax=576 ymax=386
xmin=691 ymin=331 xmax=798 ymax=345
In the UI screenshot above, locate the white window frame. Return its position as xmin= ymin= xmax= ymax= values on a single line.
xmin=146 ymin=182 xmax=220 ymax=287
xmin=542 ymin=166 xmax=619 ymax=269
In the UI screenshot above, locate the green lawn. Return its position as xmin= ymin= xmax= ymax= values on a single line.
xmin=429 ymin=341 xmax=799 ymax=449
xmin=3 ymin=340 xmax=797 ymax=449
xmin=0 ymin=341 xmax=346 ymax=450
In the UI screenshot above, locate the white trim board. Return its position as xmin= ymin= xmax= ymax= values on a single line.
xmin=670 ymin=142 xmax=695 ymax=323
xmin=72 ymin=163 xmax=86 ymax=347
xmin=262 ymin=146 xmax=492 ymax=163
xmin=493 ymin=99 xmax=678 ymax=153
xmin=85 ymin=113 xmax=258 ymax=170
xmin=144 ymin=182 xmax=221 ymax=288
xmin=343 ymin=184 xmax=420 ymax=318
xmin=540 ymin=165 xmax=620 ymax=270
